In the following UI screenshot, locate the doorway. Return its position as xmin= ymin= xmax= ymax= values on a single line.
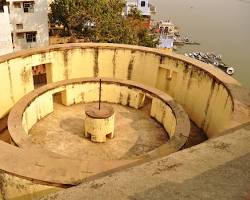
xmin=53 ymin=92 xmax=63 ymax=104
xmin=32 ymin=64 xmax=47 ymax=88
xmin=32 ymin=63 xmax=52 ymax=88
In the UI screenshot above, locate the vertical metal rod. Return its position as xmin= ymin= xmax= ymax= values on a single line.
xmin=99 ymin=79 xmax=101 ymax=110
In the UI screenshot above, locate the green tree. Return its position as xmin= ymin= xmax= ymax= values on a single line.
xmin=49 ymin=0 xmax=158 ymax=47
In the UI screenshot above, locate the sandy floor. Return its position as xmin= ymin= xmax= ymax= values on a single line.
xmin=29 ymin=102 xmax=169 ymax=160
xmin=0 ymin=100 xmax=207 ymax=160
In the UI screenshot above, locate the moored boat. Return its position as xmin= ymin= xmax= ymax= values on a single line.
xmin=185 ymin=52 xmax=235 ymax=75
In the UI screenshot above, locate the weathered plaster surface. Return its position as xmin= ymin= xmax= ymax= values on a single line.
xmin=0 ymin=43 xmax=248 ymax=199
xmin=40 ymin=123 xmax=250 ymax=200
xmin=3 ymin=78 xmax=189 ymax=188
xmin=0 ymin=43 xmax=246 ymax=138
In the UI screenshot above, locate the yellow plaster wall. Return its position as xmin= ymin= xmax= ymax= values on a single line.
xmin=151 ymin=98 xmax=176 ymax=138
xmin=0 ymin=45 xmax=234 ymax=138
xmin=0 ymin=62 xmax=13 ymax=117
xmin=49 ymin=51 xmax=67 ymax=82
xmin=67 ymin=49 xmax=95 ymax=79
xmin=21 ymin=82 xmax=176 ymax=139
xmin=22 ymin=91 xmax=54 ymax=133
xmin=156 ymin=57 xmax=233 ymax=137
xmin=113 ymin=49 xmax=132 ymax=80
xmin=8 ymin=58 xmax=34 ymax=103
xmin=30 ymin=52 xmax=52 ymax=67
xmin=61 ymin=83 xmax=146 ymax=110
xmin=61 ymin=83 xmax=99 ymax=106
xmin=130 ymin=51 xmax=160 ymax=87
xmin=85 ymin=113 xmax=115 ymax=143
xmin=98 ymin=49 xmax=115 ymax=78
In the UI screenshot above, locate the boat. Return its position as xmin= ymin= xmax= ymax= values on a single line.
xmin=226 ymin=67 xmax=235 ymax=75
xmin=185 ymin=52 xmax=235 ymax=75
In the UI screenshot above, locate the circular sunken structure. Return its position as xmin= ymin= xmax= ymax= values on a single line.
xmin=0 ymin=43 xmax=249 ymax=192
xmin=7 ymin=78 xmax=190 ymax=185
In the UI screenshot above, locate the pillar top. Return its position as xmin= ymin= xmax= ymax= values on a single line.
xmin=85 ymin=104 xmax=114 ymax=119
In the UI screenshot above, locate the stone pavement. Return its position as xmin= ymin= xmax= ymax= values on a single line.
xmin=40 ymin=123 xmax=250 ymax=200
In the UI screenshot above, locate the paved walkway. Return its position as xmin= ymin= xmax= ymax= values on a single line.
xmin=40 ymin=123 xmax=250 ymax=200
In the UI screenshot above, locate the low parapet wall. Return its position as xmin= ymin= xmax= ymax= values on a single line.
xmin=9 ymin=78 xmax=189 ymax=149
xmin=0 ymin=43 xmax=248 ymax=139
xmin=0 ymin=78 xmax=189 ymax=188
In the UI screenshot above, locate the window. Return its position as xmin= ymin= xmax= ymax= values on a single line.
xmin=13 ymin=2 xmax=21 ymax=8
xmin=16 ymin=32 xmax=24 ymax=39
xmin=16 ymin=24 xmax=23 ymax=29
xmin=23 ymin=2 xmax=34 ymax=13
xmin=26 ymin=32 xmax=36 ymax=42
xmin=141 ymin=1 xmax=146 ymax=7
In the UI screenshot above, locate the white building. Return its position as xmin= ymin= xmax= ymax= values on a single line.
xmin=0 ymin=5 xmax=13 ymax=55
xmin=158 ymin=35 xmax=174 ymax=49
xmin=125 ymin=0 xmax=154 ymax=17
xmin=158 ymin=20 xmax=176 ymax=36
xmin=0 ymin=0 xmax=49 ymax=55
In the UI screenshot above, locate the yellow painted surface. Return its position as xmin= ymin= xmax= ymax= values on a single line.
xmin=0 ymin=62 xmax=13 ymax=117
xmin=131 ymin=52 xmax=160 ymax=87
xmin=85 ymin=113 xmax=115 ymax=143
xmin=0 ymin=45 xmax=236 ymax=137
xmin=203 ymin=84 xmax=233 ymax=137
xmin=61 ymin=83 xmax=99 ymax=106
xmin=30 ymin=52 xmax=52 ymax=67
xmin=0 ymin=44 xmax=247 ymax=199
xmin=67 ymin=49 xmax=95 ymax=79
xmin=114 ymin=49 xmax=132 ymax=80
xmin=21 ymin=82 xmax=177 ymax=141
xmin=151 ymin=98 xmax=176 ymax=138
xmin=8 ymin=58 xmax=33 ymax=103
xmin=157 ymin=57 xmax=233 ymax=137
xmin=49 ymin=51 xmax=67 ymax=82
xmin=98 ymin=49 xmax=115 ymax=78
xmin=101 ymin=84 xmax=122 ymax=103
xmin=128 ymin=89 xmax=145 ymax=109
xmin=22 ymin=91 xmax=54 ymax=133
xmin=61 ymin=83 xmax=146 ymax=109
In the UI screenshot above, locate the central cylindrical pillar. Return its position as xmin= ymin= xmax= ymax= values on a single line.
xmin=84 ymin=105 xmax=115 ymax=143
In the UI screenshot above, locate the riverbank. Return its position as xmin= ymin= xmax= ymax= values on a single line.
xmin=150 ymin=0 xmax=250 ymax=88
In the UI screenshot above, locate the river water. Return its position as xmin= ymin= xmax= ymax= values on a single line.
xmin=150 ymin=0 xmax=250 ymax=88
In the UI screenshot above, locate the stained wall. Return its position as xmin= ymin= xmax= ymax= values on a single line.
xmin=0 ymin=44 xmax=238 ymax=137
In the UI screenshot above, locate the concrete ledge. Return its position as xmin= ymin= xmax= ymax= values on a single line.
xmin=39 ymin=123 xmax=250 ymax=200
xmin=0 ymin=78 xmax=190 ymax=186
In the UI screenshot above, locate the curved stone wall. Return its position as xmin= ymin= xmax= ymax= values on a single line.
xmin=0 ymin=78 xmax=189 ymax=187
xmin=0 ymin=43 xmax=246 ymax=138
xmin=8 ymin=78 xmax=188 ymax=150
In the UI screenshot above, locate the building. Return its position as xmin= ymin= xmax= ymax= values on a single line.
xmin=0 ymin=4 xmax=13 ymax=55
xmin=0 ymin=0 xmax=49 ymax=55
xmin=124 ymin=0 xmax=155 ymax=29
xmin=158 ymin=35 xmax=174 ymax=51
xmin=125 ymin=0 xmax=155 ymax=17
xmin=158 ymin=20 xmax=176 ymax=36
